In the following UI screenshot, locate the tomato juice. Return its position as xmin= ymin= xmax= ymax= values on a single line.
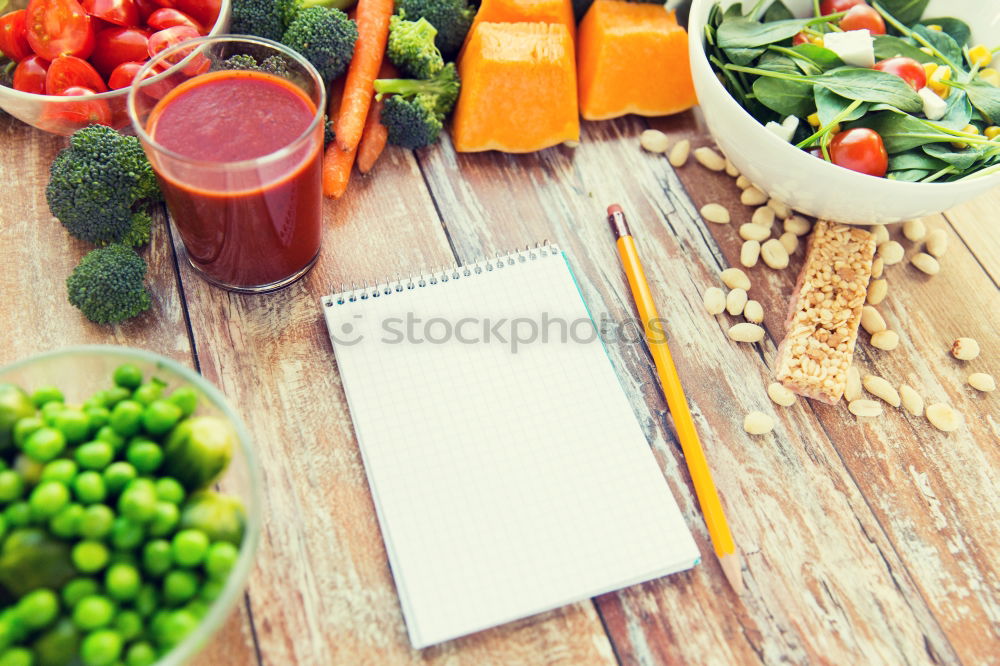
xmin=145 ymin=68 xmax=322 ymax=290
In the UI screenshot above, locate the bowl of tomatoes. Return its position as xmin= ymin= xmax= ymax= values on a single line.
xmin=689 ymin=0 xmax=1000 ymax=225
xmin=0 ymin=0 xmax=229 ymax=135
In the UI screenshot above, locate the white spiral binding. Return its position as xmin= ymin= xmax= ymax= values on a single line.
xmin=323 ymin=241 xmax=557 ymax=307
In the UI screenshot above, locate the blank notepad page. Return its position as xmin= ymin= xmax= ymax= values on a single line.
xmin=323 ymin=246 xmax=699 ymax=648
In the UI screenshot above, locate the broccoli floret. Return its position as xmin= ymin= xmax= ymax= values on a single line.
xmin=0 ymin=59 xmax=14 ymax=88
xmin=66 ymin=245 xmax=152 ymax=325
xmin=217 ymin=53 xmax=292 ymax=78
xmin=374 ymin=63 xmax=459 ymax=148
xmin=324 ymin=115 xmax=336 ymax=147
xmin=395 ymin=0 xmax=474 ymax=59
xmin=386 ymin=15 xmax=444 ymax=79
xmin=275 ymin=0 xmax=356 ymax=30
xmin=231 ymin=0 xmax=286 ymax=40
xmin=46 ymin=125 xmax=162 ymax=248
xmin=282 ymin=6 xmax=358 ymax=81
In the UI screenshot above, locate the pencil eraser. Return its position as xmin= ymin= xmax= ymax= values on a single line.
xmin=607 ymin=204 xmax=623 ymax=216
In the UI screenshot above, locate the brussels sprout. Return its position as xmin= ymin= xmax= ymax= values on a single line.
xmin=179 ymin=492 xmax=245 ymax=545
xmin=0 ymin=529 xmax=75 ymax=598
xmin=163 ymin=418 xmax=234 ymax=491
xmin=31 ymin=619 xmax=80 ymax=666
xmin=0 ymin=386 xmax=35 ymax=453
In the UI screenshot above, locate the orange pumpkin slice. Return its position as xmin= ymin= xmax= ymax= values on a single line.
xmin=453 ymin=22 xmax=580 ymax=153
xmin=577 ymin=0 xmax=697 ymax=120
xmin=464 ymin=0 xmax=576 ymax=50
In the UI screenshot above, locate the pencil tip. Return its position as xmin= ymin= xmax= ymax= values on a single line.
xmin=718 ymin=551 xmax=745 ymax=596
xmin=607 ymin=203 xmax=623 ymax=216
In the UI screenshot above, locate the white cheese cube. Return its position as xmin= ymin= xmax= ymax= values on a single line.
xmin=918 ymin=87 xmax=948 ymax=120
xmin=781 ymin=115 xmax=800 ymax=136
xmin=766 ymin=118 xmax=797 ymax=143
xmin=823 ymin=30 xmax=875 ymax=68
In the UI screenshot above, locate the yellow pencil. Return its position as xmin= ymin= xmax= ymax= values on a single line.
xmin=607 ymin=203 xmax=744 ymax=595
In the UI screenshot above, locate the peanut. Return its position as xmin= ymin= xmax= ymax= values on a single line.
xmin=863 ymin=374 xmax=901 ymax=406
xmin=860 ymin=306 xmax=887 ymax=335
xmin=640 ymin=129 xmax=670 ymax=153
xmin=752 ymin=206 xmax=775 ymax=227
xmin=872 ymin=224 xmax=889 ymax=245
xmin=694 ymin=146 xmax=726 ymax=171
xmin=877 ymin=240 xmax=905 ymax=265
xmin=867 ymin=278 xmax=888 ymax=305
xmin=899 ymin=384 xmax=923 ymax=416
xmin=871 ymin=330 xmax=900 ymax=351
xmin=740 ymin=240 xmax=761 ymax=268
xmin=968 ymin=373 xmax=996 ymax=392
xmin=744 ymin=300 xmax=764 ymax=323
xmin=845 ymin=367 xmax=863 ymax=402
xmin=925 ymin=228 xmax=948 ymax=257
xmin=739 ymin=223 xmax=771 ymax=242
xmin=741 ymin=187 xmax=768 ymax=206
xmin=736 ymin=174 xmax=752 ymax=190
xmin=668 ymin=139 xmax=691 ymax=167
xmin=926 ymin=403 xmax=961 ymax=432
xmin=911 ymin=252 xmax=940 ymax=275
xmin=778 ymin=231 xmax=798 ymax=255
xmin=849 ymin=400 xmax=882 ymax=417
xmin=726 ymin=288 xmax=748 ymax=316
xmin=701 ymin=203 xmax=731 ymax=224
xmin=784 ymin=214 xmax=811 ymax=236
xmin=767 ymin=382 xmax=796 ymax=407
xmin=902 ymin=219 xmax=926 ymax=242
xmin=767 ymin=198 xmax=791 ymax=219
xmin=725 ymin=158 xmax=740 ymax=177
xmin=871 ymin=256 xmax=884 ymax=279
xmin=728 ymin=322 xmax=765 ymax=342
xmin=743 ymin=411 xmax=776 ymax=434
xmin=760 ymin=239 xmax=790 ymax=269
xmin=951 ymin=337 xmax=980 ymax=360
xmin=703 ymin=287 xmax=726 ymax=315
xmin=721 ymin=268 xmax=751 ymax=290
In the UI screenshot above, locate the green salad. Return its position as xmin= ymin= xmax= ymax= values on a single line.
xmin=704 ymin=0 xmax=1000 ymax=182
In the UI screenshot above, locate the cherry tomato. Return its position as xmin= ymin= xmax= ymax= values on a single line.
xmin=150 ymin=0 xmax=175 ymax=7
xmin=46 ymin=53 xmax=107 ymax=94
xmin=0 ymin=10 xmax=33 ymax=62
xmin=12 ymin=55 xmax=49 ymax=93
xmin=90 ymin=25 xmax=148 ymax=77
xmin=82 ymin=0 xmax=139 ymax=27
xmin=146 ymin=7 xmax=201 ymax=32
xmin=820 ymin=0 xmax=866 ymax=13
xmin=839 ymin=4 xmax=885 ymax=35
xmin=146 ymin=24 xmax=196 ymax=60
xmin=792 ymin=32 xmax=821 ymax=47
xmin=873 ymin=57 xmax=926 ymax=91
xmin=830 ymin=128 xmax=888 ymax=177
xmin=40 ymin=85 xmax=112 ymax=130
xmin=134 ymin=0 xmax=158 ymax=21
xmin=171 ymin=0 xmax=217 ymax=31
xmin=25 ymin=0 xmax=96 ymax=60
xmin=106 ymin=58 xmax=143 ymax=88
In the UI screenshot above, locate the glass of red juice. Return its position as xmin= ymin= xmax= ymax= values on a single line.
xmin=127 ymin=36 xmax=326 ymax=293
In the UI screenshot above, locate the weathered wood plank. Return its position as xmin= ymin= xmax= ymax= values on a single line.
xmin=0 ymin=116 xmax=260 ymax=666
xmin=170 ymin=146 xmax=616 ymax=664
xmin=650 ymin=112 xmax=1000 ymax=664
xmin=943 ymin=196 xmax=1000 ymax=286
xmin=418 ymin=114 xmax=966 ymax=664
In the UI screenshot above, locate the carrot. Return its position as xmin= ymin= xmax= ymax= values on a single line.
xmin=335 ymin=0 xmax=393 ymax=153
xmin=356 ymin=61 xmax=397 ymax=174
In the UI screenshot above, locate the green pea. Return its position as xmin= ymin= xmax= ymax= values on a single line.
xmin=84 ymin=390 xmax=110 ymax=409
xmin=75 ymin=442 xmax=114 ymax=470
xmin=162 ymin=569 xmax=199 ymax=606
xmin=54 ymin=408 xmax=90 ymax=444
xmin=132 ymin=378 xmax=167 ymax=406
xmin=73 ymin=471 xmax=107 ymax=504
xmin=155 ymin=609 xmax=197 ymax=647
xmin=72 ymin=541 xmax=110 ymax=573
xmin=80 ymin=628 xmax=122 ymax=666
xmin=41 ymin=459 xmax=78 ymax=484
xmin=0 ymin=617 xmax=25 ymax=653
xmin=12 ymin=417 xmax=43 ymax=448
xmin=49 ymin=503 xmax=85 ymax=538
xmin=109 ymin=401 xmax=143 ymax=437
xmin=141 ymin=401 xmax=182 ymax=437
xmin=147 ymin=502 xmax=179 ymax=537
xmin=32 ymin=386 xmax=64 ymax=408
xmin=72 ymin=595 xmax=115 ymax=631
xmin=119 ymin=480 xmax=157 ymax=523
xmin=133 ymin=584 xmax=159 ymax=617
xmin=84 ymin=406 xmax=111 ymax=431
xmin=4 ymin=502 xmax=32 ymax=528
xmin=13 ymin=455 xmax=42 ymax=486
xmin=103 ymin=386 xmax=132 ymax=408
xmin=93 ymin=426 xmax=125 ymax=451
xmin=0 ymin=647 xmax=33 ymax=666
xmin=15 ymin=588 xmax=59 ymax=630
xmin=124 ymin=640 xmax=157 ymax=666
xmin=114 ymin=609 xmax=143 ymax=642
xmin=29 ymin=481 xmax=70 ymax=519
xmin=205 ymin=542 xmax=239 ymax=580
xmin=0 ymin=515 xmax=6 ymax=542
xmin=113 ymin=364 xmax=143 ymax=389
xmin=41 ymin=401 xmax=65 ymax=426
xmin=110 ymin=517 xmax=145 ymax=550
xmin=23 ymin=427 xmax=66 ymax=462
xmin=199 ymin=579 xmax=223 ymax=602
xmin=0 ymin=470 xmax=24 ymax=502
xmin=183 ymin=599 xmax=208 ymax=619
xmin=126 ymin=440 xmax=163 ymax=474
xmin=155 ymin=478 xmax=185 ymax=505
xmin=168 ymin=386 xmax=198 ymax=417
xmin=142 ymin=540 xmax=172 ymax=577
xmin=102 ymin=462 xmax=136 ymax=494
xmin=79 ymin=504 xmax=115 ymax=540
xmin=63 ymin=577 xmax=100 ymax=607
xmin=105 ymin=563 xmax=141 ymax=602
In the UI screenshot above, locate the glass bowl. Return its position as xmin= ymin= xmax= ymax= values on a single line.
xmin=0 ymin=0 xmax=231 ymax=135
xmin=0 ymin=345 xmax=261 ymax=665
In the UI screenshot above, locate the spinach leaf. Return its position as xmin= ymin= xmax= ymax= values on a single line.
xmin=919 ymin=17 xmax=971 ymax=47
xmin=724 ymin=3 xmax=746 ymax=19
xmin=754 ymin=76 xmax=814 ymax=116
xmin=717 ymin=17 xmax=811 ymax=49
xmin=764 ymin=0 xmax=794 ymax=21
xmin=888 ymin=169 xmax=934 ymax=182
xmin=860 ymin=112 xmax=958 ymax=152
xmin=912 ymin=24 xmax=964 ymax=71
xmin=876 ymin=0 xmax=930 ymax=27
xmin=724 ymin=46 xmax=767 ymax=65
xmin=949 ymin=80 xmax=1000 ymax=124
xmin=923 ymin=143 xmax=984 ymax=171
xmin=792 ymin=44 xmax=843 ymax=72
xmin=815 ymin=88 xmax=869 ymax=126
xmin=888 ymin=149 xmax=947 ymax=172
xmin=938 ymin=90 xmax=972 ymax=130
xmin=810 ymin=68 xmax=923 ymax=112
xmin=873 ymin=35 xmax=942 ymax=65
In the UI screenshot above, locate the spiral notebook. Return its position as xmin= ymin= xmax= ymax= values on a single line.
xmin=321 ymin=244 xmax=699 ymax=648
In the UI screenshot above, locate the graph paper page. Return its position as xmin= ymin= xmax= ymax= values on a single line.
xmin=323 ymin=248 xmax=699 ymax=648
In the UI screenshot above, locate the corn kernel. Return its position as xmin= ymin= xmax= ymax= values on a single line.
xmin=926 ymin=24 xmax=942 ymax=31
xmin=807 ymin=112 xmax=820 ymax=127
xmin=951 ymin=124 xmax=979 ymax=150
xmin=923 ymin=62 xmax=938 ymax=79
xmin=830 ymin=123 xmax=841 ymax=135
xmin=969 ymin=45 xmax=993 ymax=68
xmin=985 ymin=126 xmax=1000 ymax=140
xmin=929 ymin=66 xmax=952 ymax=99
xmin=980 ymin=68 xmax=1000 ymax=87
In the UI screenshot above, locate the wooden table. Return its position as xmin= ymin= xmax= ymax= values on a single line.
xmin=2 ymin=108 xmax=998 ymax=665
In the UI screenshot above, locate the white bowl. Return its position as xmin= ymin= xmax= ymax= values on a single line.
xmin=688 ymin=0 xmax=1000 ymax=224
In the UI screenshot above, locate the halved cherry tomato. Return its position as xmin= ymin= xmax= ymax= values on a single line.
xmin=46 ymin=54 xmax=107 ymax=94
xmin=106 ymin=58 xmax=144 ymax=88
xmin=830 ymin=128 xmax=888 ymax=177
xmin=134 ymin=0 xmax=158 ymax=21
xmin=874 ymin=57 xmax=926 ymax=91
xmin=0 ymin=10 xmax=33 ymax=62
xmin=146 ymin=7 xmax=201 ymax=32
xmin=90 ymin=25 xmax=149 ymax=77
xmin=792 ymin=32 xmax=821 ymax=47
xmin=25 ymin=0 xmax=96 ymax=60
xmin=171 ymin=0 xmax=217 ymax=31
xmin=13 ymin=55 xmax=49 ymax=93
xmin=147 ymin=24 xmax=196 ymax=60
xmin=839 ymin=4 xmax=885 ymax=35
xmin=820 ymin=0 xmax=866 ymax=13
xmin=40 ymin=84 xmax=112 ymax=130
xmin=82 ymin=0 xmax=139 ymax=27
xmin=151 ymin=0 xmax=176 ymax=7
